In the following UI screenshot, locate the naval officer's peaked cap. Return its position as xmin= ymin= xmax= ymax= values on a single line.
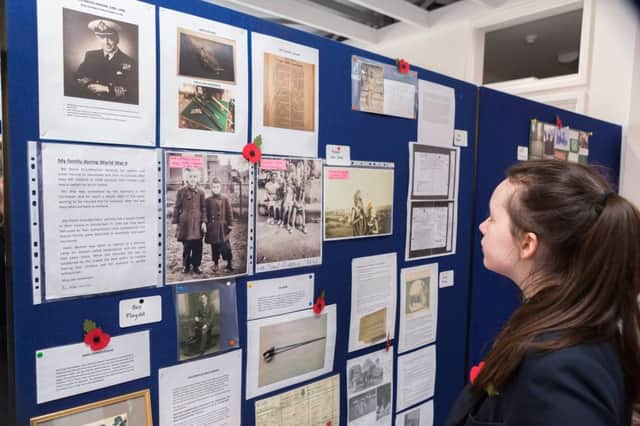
xmin=88 ymin=19 xmax=122 ymax=36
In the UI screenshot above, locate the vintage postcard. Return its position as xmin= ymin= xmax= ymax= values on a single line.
xmin=324 ymin=165 xmax=394 ymax=241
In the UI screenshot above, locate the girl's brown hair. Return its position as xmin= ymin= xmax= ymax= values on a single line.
xmin=472 ymin=160 xmax=640 ymax=404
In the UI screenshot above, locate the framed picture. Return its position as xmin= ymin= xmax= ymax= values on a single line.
xmin=30 ymin=389 xmax=152 ymax=425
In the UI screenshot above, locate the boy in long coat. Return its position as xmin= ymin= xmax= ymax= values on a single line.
xmin=205 ymin=177 xmax=234 ymax=272
xmin=173 ymin=168 xmax=206 ymax=274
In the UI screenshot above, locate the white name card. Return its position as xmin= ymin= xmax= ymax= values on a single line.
xmin=119 ymin=295 xmax=162 ymax=328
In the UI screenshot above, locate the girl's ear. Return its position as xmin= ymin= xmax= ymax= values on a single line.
xmin=519 ymin=231 xmax=539 ymax=260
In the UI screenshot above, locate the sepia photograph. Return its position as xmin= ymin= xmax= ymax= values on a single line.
xmin=263 ymin=53 xmax=316 ymax=131
xmin=176 ymin=288 xmax=221 ymax=360
xmin=255 ymin=157 xmax=323 ymax=272
xmin=165 ymin=151 xmax=250 ymax=283
xmin=542 ymin=123 xmax=557 ymax=158
xmin=348 ymin=356 xmax=384 ymax=394
xmin=405 ymin=277 xmax=430 ymax=315
xmin=258 ymin=313 xmax=327 ymax=387
xmin=30 ymin=390 xmax=151 ymax=426
xmin=63 ymin=8 xmax=139 ymax=105
xmin=324 ymin=166 xmax=394 ymax=241
xmin=359 ymin=62 xmax=384 ymax=114
xmin=348 ymin=388 xmax=377 ymax=422
xmin=178 ymin=84 xmax=235 ymax=132
xmin=177 ymin=28 xmax=236 ymax=83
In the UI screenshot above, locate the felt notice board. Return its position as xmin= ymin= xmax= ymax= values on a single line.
xmin=2 ymin=0 xmax=478 ymax=424
xmin=467 ymin=87 xmax=622 ymax=370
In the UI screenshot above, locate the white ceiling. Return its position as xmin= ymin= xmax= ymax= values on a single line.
xmin=204 ymin=0 xmax=469 ymax=43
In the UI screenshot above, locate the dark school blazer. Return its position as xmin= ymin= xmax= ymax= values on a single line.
xmin=445 ymin=340 xmax=631 ymax=426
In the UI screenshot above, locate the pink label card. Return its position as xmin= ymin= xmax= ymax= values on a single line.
xmin=168 ymin=155 xmax=204 ymax=169
xmin=328 ymin=169 xmax=349 ymax=180
xmin=260 ymin=159 xmax=288 ymax=170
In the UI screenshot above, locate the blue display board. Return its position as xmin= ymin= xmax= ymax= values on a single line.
xmin=467 ymin=87 xmax=622 ymax=370
xmin=3 ymin=0 xmax=477 ymax=424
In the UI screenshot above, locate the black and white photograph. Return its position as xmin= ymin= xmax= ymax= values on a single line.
xmin=405 ymin=277 xmax=429 ymax=315
xmin=63 ymin=8 xmax=139 ymax=105
xmin=165 ymin=151 xmax=251 ymax=284
xmin=348 ymin=357 xmax=384 ymax=393
xmin=175 ymin=280 xmax=240 ymax=361
xmin=324 ymin=166 xmax=394 ymax=241
xmin=178 ymin=28 xmax=236 ymax=84
xmin=176 ymin=288 xmax=220 ymax=360
xmin=348 ymin=388 xmax=377 ymax=422
xmin=255 ymin=158 xmax=323 ymax=272
xmin=258 ymin=313 xmax=327 ymax=387
xmin=404 ymin=408 xmax=420 ymax=426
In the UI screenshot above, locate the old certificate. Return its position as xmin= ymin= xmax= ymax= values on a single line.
xmin=255 ymin=374 xmax=340 ymax=426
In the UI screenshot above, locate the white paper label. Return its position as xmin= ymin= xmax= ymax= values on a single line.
xmin=36 ymin=331 xmax=150 ymax=404
xmin=439 ymin=270 xmax=454 ymax=288
xmin=325 ymin=144 xmax=351 ymax=166
xmin=119 ymin=296 xmax=162 ymax=328
xmin=453 ymin=129 xmax=468 ymax=147
xmin=517 ymin=146 xmax=529 ymax=161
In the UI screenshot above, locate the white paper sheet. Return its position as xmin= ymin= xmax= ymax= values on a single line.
xmin=417 ymin=80 xmax=455 ymax=147
xmin=395 ymin=399 xmax=434 ymax=426
xmin=347 ymin=347 xmax=393 ymax=426
xmin=159 ymin=349 xmax=242 ymax=426
xmin=36 ymin=330 xmax=150 ymax=404
xmin=40 ymin=143 xmax=161 ymax=300
xmin=439 ymin=270 xmax=454 ymax=288
xmin=247 ymin=273 xmax=315 ymax=320
xmin=396 ymin=345 xmax=436 ymax=412
xmin=251 ymin=33 xmax=319 ymax=157
xmin=348 ymin=253 xmax=397 ymax=352
xmin=246 ymin=305 xmax=336 ymax=399
xmin=383 ymin=79 xmax=416 ymax=119
xmin=159 ymin=8 xmax=248 ymax=151
xmin=398 ymin=263 xmax=438 ymax=354
xmin=37 ymin=0 xmax=155 ymax=145
xmin=255 ymin=374 xmax=340 ymax=426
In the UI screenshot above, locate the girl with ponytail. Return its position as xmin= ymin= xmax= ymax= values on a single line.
xmin=447 ymin=160 xmax=640 ymax=425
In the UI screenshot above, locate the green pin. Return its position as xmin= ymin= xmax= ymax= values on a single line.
xmin=36 ymin=352 xmax=43 ymax=359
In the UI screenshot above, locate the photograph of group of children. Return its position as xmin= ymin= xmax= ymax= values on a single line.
xmin=324 ymin=166 xmax=394 ymax=241
xmin=165 ymin=151 xmax=250 ymax=283
xmin=255 ymin=157 xmax=323 ymax=272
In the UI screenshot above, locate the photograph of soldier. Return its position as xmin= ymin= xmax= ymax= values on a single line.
xmin=63 ymin=8 xmax=139 ymax=105
xmin=166 ymin=152 xmax=250 ymax=283
xmin=177 ymin=28 xmax=236 ymax=84
xmin=256 ymin=158 xmax=322 ymax=271
xmin=324 ymin=166 xmax=394 ymax=240
xmin=177 ymin=289 xmax=221 ymax=360
xmin=178 ymin=84 xmax=235 ymax=132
